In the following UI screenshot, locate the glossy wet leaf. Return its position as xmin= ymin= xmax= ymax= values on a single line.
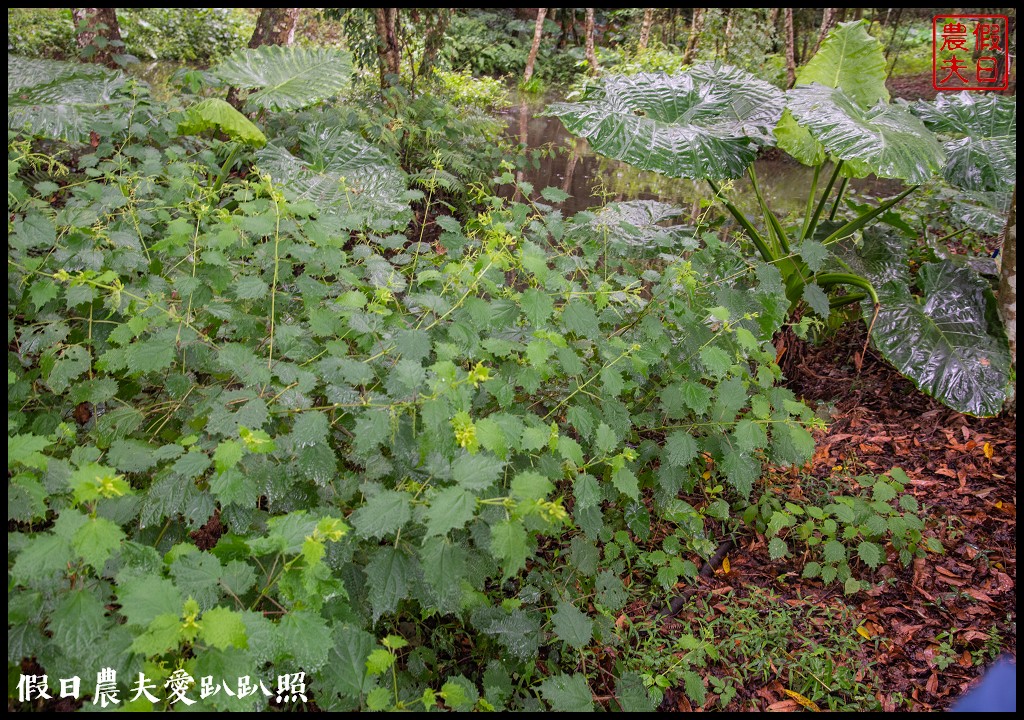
xmin=178 ymin=98 xmax=267 ymax=147
xmin=547 ymin=65 xmax=785 ymax=180
xmin=912 ymin=92 xmax=1016 ymax=192
xmin=869 ymin=261 xmax=1011 ymax=417
xmin=210 ymin=45 xmax=353 ymax=112
xmin=8 ymin=55 xmax=130 ymax=143
xmin=775 ymin=20 xmax=889 ymax=166
xmin=588 ymin=200 xmax=696 ymax=252
xmin=787 ymin=84 xmax=945 ymax=183
xmin=256 ymin=124 xmax=411 ymax=232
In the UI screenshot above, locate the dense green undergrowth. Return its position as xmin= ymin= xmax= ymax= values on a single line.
xmin=8 ymin=22 xmax=1004 ymax=708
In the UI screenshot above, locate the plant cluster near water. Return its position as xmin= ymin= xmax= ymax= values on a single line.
xmin=549 ymin=21 xmax=1014 ymax=417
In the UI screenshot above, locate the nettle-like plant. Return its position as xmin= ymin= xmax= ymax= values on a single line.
xmin=548 ymin=21 xmax=1014 ymax=416
xmin=9 ymin=50 xmax=824 ymax=710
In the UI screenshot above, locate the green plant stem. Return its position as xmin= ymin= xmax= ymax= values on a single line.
xmin=799 ymin=164 xmax=822 ymax=242
xmin=707 ymin=179 xmax=773 ymax=262
xmin=807 ymin=160 xmax=845 ymax=238
xmin=267 ymin=189 xmax=282 ymax=369
xmin=212 ymin=144 xmax=240 ymax=194
xmin=814 ymin=272 xmax=878 ymax=305
xmin=748 ymin=166 xmax=791 ymax=255
xmin=820 ymin=185 xmax=919 ymax=247
xmin=829 ymin=177 xmax=850 ymax=221
xmin=828 ymin=292 xmax=867 ymax=309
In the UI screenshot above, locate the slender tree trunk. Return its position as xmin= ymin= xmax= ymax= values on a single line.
xmin=584 ymin=8 xmax=598 ymax=74
xmin=681 ymin=8 xmax=704 ymax=65
xmin=784 ymin=8 xmax=798 ymax=88
xmin=415 ymin=8 xmax=450 ymax=82
xmin=557 ymin=8 xmax=570 ymax=49
xmin=248 ymin=7 xmax=300 ymax=48
xmin=70 ymin=8 xmax=122 ymax=68
xmin=767 ymin=8 xmax=780 ymax=51
xmin=375 ymin=8 xmax=401 ymax=86
xmin=722 ymin=9 xmax=734 ymax=61
xmin=998 ymin=187 xmax=1017 ymax=390
xmin=812 ymin=8 xmax=840 ymax=56
xmin=523 ymin=8 xmax=547 ymax=83
xmin=638 ymin=8 xmax=654 ymax=50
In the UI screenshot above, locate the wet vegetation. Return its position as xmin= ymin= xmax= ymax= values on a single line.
xmin=7 ymin=8 xmax=1017 ymax=712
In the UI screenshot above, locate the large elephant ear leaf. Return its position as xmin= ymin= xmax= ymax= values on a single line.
xmin=8 ymin=54 xmax=130 ymax=143
xmin=178 ymin=99 xmax=267 ymax=147
xmin=256 ymin=125 xmax=412 ymax=233
xmin=912 ymin=92 xmax=1015 ymax=192
xmin=587 ymin=200 xmax=696 ymax=253
xmin=546 ymin=64 xmax=785 ymax=180
xmin=787 ymin=84 xmax=945 ymax=183
xmin=775 ymin=20 xmax=889 ymax=166
xmin=869 ymin=260 xmax=1011 ymax=417
xmin=211 ymin=45 xmax=353 ymax=112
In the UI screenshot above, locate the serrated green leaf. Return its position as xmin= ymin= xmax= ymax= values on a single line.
xmin=278 ymin=610 xmax=333 ymax=670
xmin=511 ymin=470 xmax=554 ymax=502
xmin=365 ymin=546 xmax=414 ymax=622
xmin=132 ymin=613 xmax=182 ymax=656
xmin=452 ymin=451 xmax=504 ymax=490
xmin=857 ymin=541 xmax=884 ymax=568
xmin=118 ymin=575 xmax=183 ymax=627
xmin=664 ymin=431 xmax=698 ymax=467
xmin=683 ymin=670 xmax=706 ymax=706
xmin=699 ymin=346 xmax=732 ymax=377
xmin=199 ymin=606 xmax=249 ymax=650
xmin=552 ymin=601 xmax=593 ymax=650
xmin=844 ymin=577 xmax=863 ymax=595
xmin=768 ymin=536 xmax=788 ymax=560
xmin=616 ymin=671 xmax=656 ymax=712
xmin=561 ymin=300 xmax=601 ymax=339
xmin=612 ymin=466 xmax=639 ymax=500
xmin=733 ymin=419 xmax=768 ymax=453
xmin=521 ymin=288 xmax=555 ymax=326
xmin=872 ymin=479 xmax=897 ymax=503
xmin=424 ymin=486 xmax=477 ymax=537
xmin=823 ymin=539 xmax=846 ymax=563
xmin=539 ymin=673 xmax=594 ymax=712
xmin=490 ymin=519 xmax=529 ymax=578
xmin=8 ymin=433 xmax=53 ymax=470
xmin=49 ymin=590 xmax=109 ymax=659
xmin=72 ymin=516 xmax=124 ymax=571
xmin=351 ymin=490 xmax=412 ymax=539
xmin=802 ymin=282 xmax=831 ymax=320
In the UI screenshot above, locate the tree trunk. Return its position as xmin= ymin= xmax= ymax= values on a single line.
xmin=638 ymin=8 xmax=654 ymax=50
xmin=70 ymin=8 xmax=122 ymax=68
xmin=415 ymin=8 xmax=450 ymax=82
xmin=784 ymin=8 xmax=797 ymax=88
xmin=248 ymin=7 xmax=300 ymax=48
xmin=812 ymin=8 xmax=840 ymax=56
xmin=722 ymin=9 xmax=734 ymax=61
xmin=584 ymin=8 xmax=598 ymax=75
xmin=523 ymin=8 xmax=547 ymax=83
xmin=998 ymin=187 xmax=1017 ymax=387
xmin=375 ymin=8 xmax=401 ymax=86
xmin=681 ymin=8 xmax=704 ymax=65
